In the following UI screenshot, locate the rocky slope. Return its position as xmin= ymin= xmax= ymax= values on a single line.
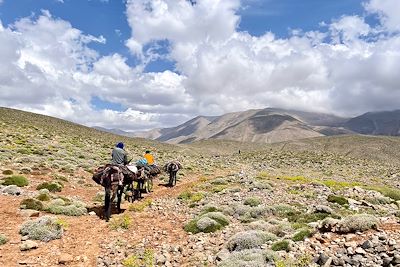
xmin=1 ymin=107 xmax=400 ymax=267
xmin=345 ymin=110 xmax=400 ymax=136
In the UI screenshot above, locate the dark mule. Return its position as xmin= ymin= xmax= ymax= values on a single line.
xmin=164 ymin=161 xmax=182 ymax=187
xmin=92 ymin=165 xmax=136 ymax=221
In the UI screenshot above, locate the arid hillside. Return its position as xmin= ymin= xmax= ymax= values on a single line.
xmin=1 ymin=107 xmax=400 ymax=267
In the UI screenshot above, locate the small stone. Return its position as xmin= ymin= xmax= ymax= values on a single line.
xmin=88 ymin=211 xmax=96 ymax=216
xmin=20 ymin=240 xmax=38 ymax=251
xmin=58 ymin=253 xmax=74 ymax=264
xmin=355 ymin=247 xmax=366 ymax=255
xmin=361 ymin=240 xmax=373 ymax=249
xmin=156 ymin=254 xmax=166 ymax=265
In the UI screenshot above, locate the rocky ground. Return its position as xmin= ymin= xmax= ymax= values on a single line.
xmin=1 ymin=108 xmax=400 ymax=267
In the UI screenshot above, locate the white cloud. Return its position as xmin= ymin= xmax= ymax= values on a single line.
xmin=365 ymin=0 xmax=400 ymax=32
xmin=1 ymin=0 xmax=400 ymax=131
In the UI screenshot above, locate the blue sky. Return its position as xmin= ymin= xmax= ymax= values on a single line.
xmin=0 ymin=0 xmax=399 ymax=131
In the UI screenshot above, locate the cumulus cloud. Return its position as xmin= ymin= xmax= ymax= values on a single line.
xmin=1 ymin=0 xmax=400 ymax=132
xmin=126 ymin=0 xmax=400 ymax=117
xmin=0 ymin=11 xmax=193 ymax=130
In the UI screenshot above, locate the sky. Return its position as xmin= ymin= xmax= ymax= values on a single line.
xmin=0 ymin=0 xmax=399 ymax=131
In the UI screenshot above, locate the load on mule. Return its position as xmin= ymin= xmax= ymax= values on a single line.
xmin=164 ymin=161 xmax=182 ymax=187
xmin=92 ymin=163 xmax=137 ymax=221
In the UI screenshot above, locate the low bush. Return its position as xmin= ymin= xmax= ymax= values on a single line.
xmin=370 ymin=186 xmax=400 ymax=201
xmin=36 ymin=182 xmax=63 ymax=192
xmin=109 ymin=214 xmax=131 ymax=230
xmin=93 ymin=192 xmax=105 ymax=203
xmin=0 ymin=234 xmax=8 ymax=245
xmin=327 ymin=195 xmax=349 ymax=206
xmin=227 ymin=230 xmax=277 ymax=251
xmin=2 ymin=170 xmax=13 ymax=175
xmin=292 ymin=229 xmax=312 ymax=242
xmin=20 ymin=198 xmax=44 ymax=211
xmin=1 ymin=185 xmax=22 ymax=195
xmin=128 ymin=199 xmax=152 ymax=212
xmin=178 ymin=191 xmax=192 ymax=200
xmin=37 ymin=193 xmax=51 ymax=201
xmin=45 ymin=198 xmax=87 ymax=216
xmin=211 ymin=178 xmax=228 ymax=185
xmin=219 ymin=249 xmax=272 ymax=267
xmin=336 ymin=214 xmax=378 ymax=233
xmin=3 ymin=175 xmax=28 ymax=187
xmin=271 ymin=240 xmax=290 ymax=252
xmin=184 ymin=212 xmax=229 ymax=234
xmin=122 ymin=249 xmax=154 ymax=267
xmin=196 ymin=217 xmax=222 ymax=233
xmin=20 ymin=216 xmax=63 ymax=242
xmin=244 ymin=197 xmax=262 ymax=207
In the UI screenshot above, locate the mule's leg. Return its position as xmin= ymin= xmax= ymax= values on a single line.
xmin=104 ymin=187 xmax=112 ymax=222
xmin=168 ymin=172 xmax=173 ymax=187
xmin=173 ymin=171 xmax=177 ymax=186
xmin=116 ymin=185 xmax=123 ymax=212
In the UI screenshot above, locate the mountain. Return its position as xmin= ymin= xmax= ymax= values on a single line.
xmin=134 ymin=108 xmax=350 ymax=144
xmin=344 ymin=110 xmax=400 ymax=136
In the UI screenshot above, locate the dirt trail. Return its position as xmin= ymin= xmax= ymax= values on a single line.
xmin=0 ymin=170 xmax=228 ymax=267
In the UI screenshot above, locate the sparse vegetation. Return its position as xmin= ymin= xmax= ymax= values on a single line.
xmin=129 ymin=199 xmax=152 ymax=212
xmin=122 ymin=249 xmax=154 ymax=267
xmin=110 ymin=214 xmax=132 ymax=230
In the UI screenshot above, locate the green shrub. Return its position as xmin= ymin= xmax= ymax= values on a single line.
xmin=0 ymin=234 xmax=8 ymax=245
xmin=20 ymin=198 xmax=44 ymax=211
xmin=184 ymin=212 xmax=229 ymax=234
xmin=45 ymin=198 xmax=87 ymax=216
xmin=178 ymin=191 xmax=192 ymax=200
xmin=327 ymin=195 xmax=349 ymax=206
xmin=37 ymin=193 xmax=51 ymax=201
xmin=244 ymin=197 xmax=262 ymax=207
xmin=211 ymin=178 xmax=228 ymax=185
xmin=292 ymin=229 xmax=312 ymax=242
xmin=2 ymin=170 xmax=13 ymax=175
xmin=227 ymin=230 xmax=277 ymax=251
xmin=336 ymin=214 xmax=379 ymax=233
xmin=20 ymin=216 xmax=63 ymax=242
xmin=122 ymin=249 xmax=154 ymax=267
xmin=93 ymin=192 xmax=105 ymax=203
xmin=271 ymin=240 xmax=290 ymax=252
xmin=128 ymin=199 xmax=152 ymax=212
xmin=200 ymin=205 xmax=220 ymax=214
xmin=109 ymin=214 xmax=131 ymax=230
xmin=196 ymin=217 xmax=223 ymax=233
xmin=370 ymin=186 xmax=400 ymax=201
xmin=36 ymin=182 xmax=63 ymax=192
xmin=3 ymin=175 xmax=28 ymax=187
xmin=190 ymin=192 xmax=205 ymax=202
